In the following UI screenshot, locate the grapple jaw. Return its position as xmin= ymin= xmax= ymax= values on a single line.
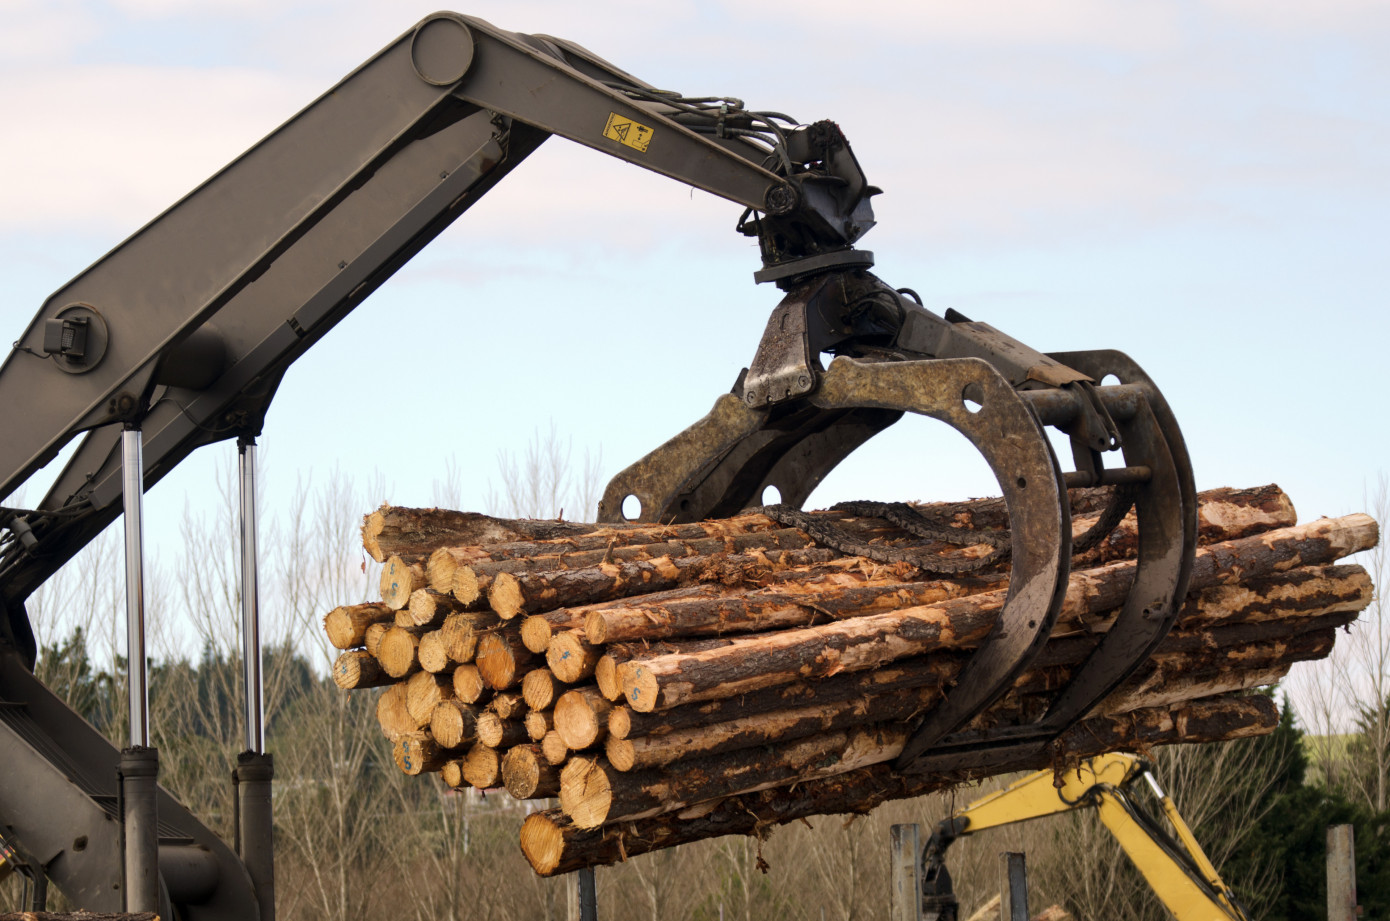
xmin=598 ymin=271 xmax=1195 ymax=772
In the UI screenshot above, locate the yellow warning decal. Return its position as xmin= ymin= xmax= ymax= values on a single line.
xmin=603 ymin=112 xmax=654 ymax=153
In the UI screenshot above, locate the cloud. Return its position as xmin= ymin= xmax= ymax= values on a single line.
xmin=1 ymin=0 xmax=1385 ymax=257
xmin=0 ymin=65 xmax=318 ymax=233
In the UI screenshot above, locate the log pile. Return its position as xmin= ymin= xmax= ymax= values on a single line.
xmin=328 ymin=486 xmax=1378 ymax=875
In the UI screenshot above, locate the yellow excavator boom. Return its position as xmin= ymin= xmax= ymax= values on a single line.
xmin=919 ymin=752 xmax=1250 ymax=921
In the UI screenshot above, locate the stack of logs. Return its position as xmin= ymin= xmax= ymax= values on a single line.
xmin=323 ymin=485 xmax=1377 ymax=876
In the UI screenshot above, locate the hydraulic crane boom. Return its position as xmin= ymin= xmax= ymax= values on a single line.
xmin=0 ymin=13 xmax=877 ymax=663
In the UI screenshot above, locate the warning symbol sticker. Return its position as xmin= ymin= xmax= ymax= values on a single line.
xmin=603 ymin=112 xmax=654 ymax=153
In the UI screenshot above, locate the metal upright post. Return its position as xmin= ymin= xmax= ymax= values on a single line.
xmin=1327 ymin=824 xmax=1357 ymax=921
xmin=577 ymin=866 xmax=598 ymax=921
xmin=999 ymin=852 xmax=1028 ymax=921
xmin=120 ymin=425 xmax=160 ymax=913
xmin=235 ymin=436 xmax=276 ymax=921
xmin=889 ymin=824 xmax=923 ymax=921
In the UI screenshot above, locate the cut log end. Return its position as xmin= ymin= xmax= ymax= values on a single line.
xmin=547 ymin=631 xmax=601 ymax=684
xmin=558 ymin=757 xmax=613 ymax=830
xmin=489 ymin=571 xmax=525 ymax=619
xmin=453 ymin=566 xmax=482 ymax=605
xmin=520 ymin=812 xmax=569 ymax=876
xmin=380 ymin=555 xmax=423 ymax=611
xmin=503 ymin=744 xmax=562 ymax=799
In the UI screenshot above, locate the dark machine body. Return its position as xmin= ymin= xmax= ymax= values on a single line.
xmin=0 ymin=13 xmax=1194 ymax=917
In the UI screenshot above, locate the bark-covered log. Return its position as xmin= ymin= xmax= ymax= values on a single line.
xmin=605 ymin=565 xmax=1363 ymax=756
xmin=523 ymin=694 xmax=1278 ymax=874
xmin=582 ymin=486 xmax=1295 ymax=646
xmin=332 ymin=650 xmax=393 ymax=690
xmin=586 ymin=572 xmax=1004 ymax=646
xmin=423 ymin=513 xmax=785 ymax=570
xmin=486 ymin=548 xmax=842 ymax=619
xmin=504 ymin=744 xmax=562 ymax=799
xmin=619 ymin=515 xmax=1377 ymax=713
xmin=324 ymin=602 xmax=395 ymax=649
xmin=363 ymin=505 xmax=598 ymax=563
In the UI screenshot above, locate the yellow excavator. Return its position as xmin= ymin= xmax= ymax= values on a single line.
xmin=920 ymin=752 xmax=1253 ymax=921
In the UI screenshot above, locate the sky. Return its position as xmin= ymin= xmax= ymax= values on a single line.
xmin=2 ymin=2 xmax=1388 ymax=655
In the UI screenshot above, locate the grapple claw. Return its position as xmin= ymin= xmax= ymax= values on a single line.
xmin=599 ymin=305 xmax=1195 ymax=775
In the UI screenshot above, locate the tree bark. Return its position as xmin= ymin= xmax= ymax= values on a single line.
xmin=524 ymin=694 xmax=1279 ymax=874
xmin=485 ymin=548 xmax=842 ymax=619
xmin=618 ymin=515 xmax=1377 ymax=712
xmin=362 ymin=505 xmax=597 ymax=563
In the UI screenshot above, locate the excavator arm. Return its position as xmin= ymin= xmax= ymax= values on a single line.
xmin=920 ymin=752 xmax=1251 ymax=921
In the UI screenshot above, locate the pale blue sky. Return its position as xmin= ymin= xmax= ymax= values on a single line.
xmin=2 ymin=2 xmax=1387 ymax=637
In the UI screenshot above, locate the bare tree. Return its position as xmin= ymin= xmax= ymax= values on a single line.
xmin=1288 ymin=474 xmax=1390 ymax=809
xmin=487 ymin=422 xmax=603 ymax=521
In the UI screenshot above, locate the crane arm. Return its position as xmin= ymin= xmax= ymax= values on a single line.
xmin=920 ymin=752 xmax=1251 ymax=921
xmin=0 ymin=13 xmax=876 ymax=657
